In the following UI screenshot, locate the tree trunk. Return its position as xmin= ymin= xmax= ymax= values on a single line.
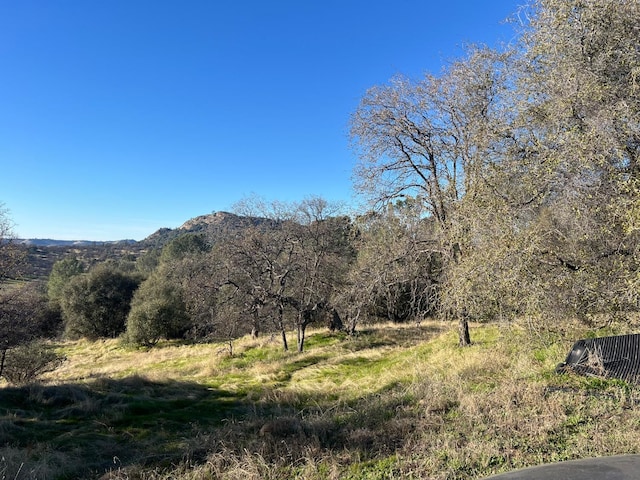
xmin=458 ymin=316 xmax=471 ymax=347
xmin=297 ymin=323 xmax=306 ymax=353
xmin=277 ymin=304 xmax=288 ymax=351
xmin=251 ymin=305 xmax=261 ymax=339
xmin=328 ymin=308 xmax=344 ymax=331
xmin=0 ymin=347 xmax=6 ymax=379
xmin=297 ymin=309 xmax=312 ymax=353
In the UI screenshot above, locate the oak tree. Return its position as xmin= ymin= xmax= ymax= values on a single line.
xmin=351 ymin=47 xmax=509 ymax=345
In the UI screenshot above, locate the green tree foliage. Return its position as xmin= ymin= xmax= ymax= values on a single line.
xmin=47 ymin=256 xmax=84 ymax=307
xmin=125 ymin=234 xmax=214 ymax=346
xmin=511 ymin=0 xmax=640 ymax=323
xmin=60 ymin=264 xmax=141 ymax=340
xmin=125 ymin=269 xmax=190 ymax=346
xmin=135 ymin=248 xmax=162 ymax=275
xmin=175 ymin=248 xmax=225 ymax=340
xmin=449 ymin=0 xmax=640 ymax=326
xmin=161 ymin=235 xmax=219 ymax=339
xmin=160 ymin=233 xmax=210 ymax=263
xmin=1 ymin=342 xmax=64 ymax=385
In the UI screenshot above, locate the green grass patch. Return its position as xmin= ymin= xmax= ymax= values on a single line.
xmin=4 ymin=322 xmax=640 ymax=479
xmin=0 ymin=377 xmax=245 ymax=478
xmin=343 ymin=455 xmax=401 ymax=480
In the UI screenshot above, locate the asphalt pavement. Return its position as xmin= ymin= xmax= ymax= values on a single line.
xmin=485 ymin=455 xmax=640 ymax=479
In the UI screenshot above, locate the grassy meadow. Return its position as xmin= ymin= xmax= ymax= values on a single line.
xmin=2 ymin=320 xmax=640 ymax=479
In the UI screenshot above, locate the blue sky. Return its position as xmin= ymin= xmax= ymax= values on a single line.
xmin=1 ymin=0 xmax=521 ymax=241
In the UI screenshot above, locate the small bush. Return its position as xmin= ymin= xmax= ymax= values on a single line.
xmin=1 ymin=343 xmax=65 ymax=385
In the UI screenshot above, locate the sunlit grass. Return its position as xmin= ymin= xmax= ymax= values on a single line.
xmin=48 ymin=322 xmax=448 ymax=391
xmin=5 ymin=320 xmax=640 ymax=479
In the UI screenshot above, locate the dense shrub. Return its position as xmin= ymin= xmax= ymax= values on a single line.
xmin=60 ymin=264 xmax=141 ymax=340
xmin=125 ymin=271 xmax=190 ymax=346
xmin=46 ymin=256 xmax=84 ymax=307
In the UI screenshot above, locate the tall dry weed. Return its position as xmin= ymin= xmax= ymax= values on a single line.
xmin=0 ymin=446 xmax=73 ymax=480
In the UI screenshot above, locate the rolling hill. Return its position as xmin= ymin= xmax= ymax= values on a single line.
xmin=19 ymin=211 xmax=272 ymax=279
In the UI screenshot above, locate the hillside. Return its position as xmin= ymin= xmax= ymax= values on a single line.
xmin=2 ymin=321 xmax=640 ymax=479
xmin=21 ymin=242 xmax=147 ymax=279
xmin=140 ymin=210 xmax=275 ymax=248
xmin=19 ymin=239 xmax=137 ymax=248
xmin=19 ymin=211 xmax=272 ymax=279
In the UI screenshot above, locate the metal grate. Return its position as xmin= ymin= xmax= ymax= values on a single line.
xmin=557 ymin=333 xmax=640 ymax=384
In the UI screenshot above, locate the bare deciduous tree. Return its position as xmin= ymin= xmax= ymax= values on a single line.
xmin=342 ymin=200 xmax=440 ymax=333
xmin=221 ymin=196 xmax=353 ymax=352
xmin=351 ymin=0 xmax=640 ymax=337
xmin=351 ymin=48 xmax=510 ymax=345
xmin=0 ymin=203 xmax=24 ymax=284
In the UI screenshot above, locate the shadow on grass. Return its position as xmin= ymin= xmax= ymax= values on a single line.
xmin=0 ymin=376 xmax=245 ymax=479
xmin=344 ymin=323 xmax=447 ymax=351
xmin=0 ymin=374 xmax=426 ymax=479
xmin=0 ymin=325 xmax=450 ymax=479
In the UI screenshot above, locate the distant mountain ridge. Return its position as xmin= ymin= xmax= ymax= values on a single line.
xmin=17 ymin=211 xmax=288 ymax=279
xmin=140 ymin=211 xmax=275 ymax=248
xmin=18 ymin=239 xmax=137 ymax=247
xmin=18 ymin=211 xmax=266 ymax=248
xmin=21 ymin=208 xmax=273 ymax=247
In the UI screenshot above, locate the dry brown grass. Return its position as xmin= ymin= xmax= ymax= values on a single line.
xmin=5 ymin=320 xmax=640 ymax=479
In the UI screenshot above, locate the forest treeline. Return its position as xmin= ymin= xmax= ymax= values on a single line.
xmin=1 ymin=0 xmax=639 ymax=383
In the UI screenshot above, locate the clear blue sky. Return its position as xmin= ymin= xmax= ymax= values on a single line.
xmin=1 ymin=0 xmax=521 ymax=241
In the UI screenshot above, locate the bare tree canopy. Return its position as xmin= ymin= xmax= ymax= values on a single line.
xmin=0 ymin=203 xmax=24 ymax=283
xmin=351 ymin=0 xmax=640 ymax=343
